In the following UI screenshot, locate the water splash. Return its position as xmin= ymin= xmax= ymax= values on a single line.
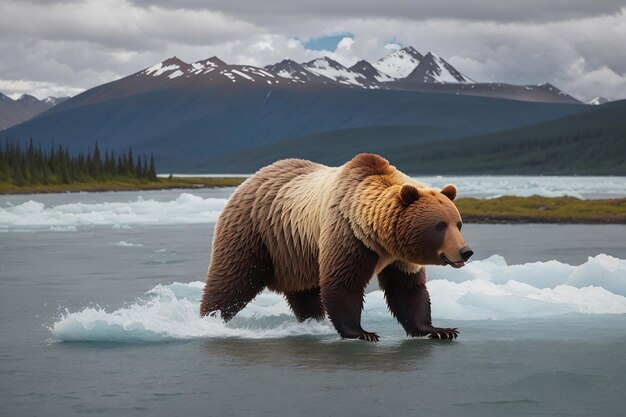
xmin=50 ymin=255 xmax=626 ymax=343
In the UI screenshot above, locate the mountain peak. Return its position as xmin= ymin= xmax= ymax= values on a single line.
xmin=202 ymin=56 xmax=227 ymax=67
xmin=373 ymin=46 xmax=423 ymax=79
xmin=18 ymin=94 xmax=40 ymax=103
xmin=303 ymin=56 xmax=379 ymax=87
xmin=404 ymin=52 xmax=473 ymax=84
xmin=305 ymin=56 xmax=346 ymax=70
xmin=349 ymin=60 xmax=394 ymax=82
xmin=265 ymin=59 xmax=329 ymax=83
xmin=350 ymin=59 xmax=374 ymax=69
xmin=162 ymin=56 xmax=187 ymax=66
xmin=142 ymin=57 xmax=189 ymax=78
xmin=188 ymin=56 xmax=227 ymax=75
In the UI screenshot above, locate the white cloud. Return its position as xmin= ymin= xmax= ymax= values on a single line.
xmin=0 ymin=1 xmax=625 ymax=102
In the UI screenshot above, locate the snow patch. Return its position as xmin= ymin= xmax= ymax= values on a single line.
xmin=231 ymin=69 xmax=254 ymax=81
xmin=167 ymin=70 xmax=183 ymax=79
xmin=144 ymin=63 xmax=180 ymax=77
xmin=304 ymin=58 xmax=367 ymax=87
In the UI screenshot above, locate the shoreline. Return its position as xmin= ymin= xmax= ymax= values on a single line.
xmin=456 ymin=196 xmax=625 ymax=224
xmin=0 ymin=177 xmax=247 ymax=195
xmin=0 ymin=180 xmax=624 ymax=225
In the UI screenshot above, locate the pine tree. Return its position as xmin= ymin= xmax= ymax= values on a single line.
xmin=135 ymin=156 xmax=143 ymax=178
xmin=141 ymin=155 xmax=148 ymax=179
xmin=149 ymin=154 xmax=157 ymax=181
xmin=0 ymin=144 xmax=8 ymax=183
xmin=12 ymin=155 xmax=25 ymax=186
xmin=126 ymin=147 xmax=134 ymax=176
xmin=93 ymin=141 xmax=102 ymax=179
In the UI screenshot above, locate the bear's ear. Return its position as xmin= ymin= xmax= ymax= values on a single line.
xmin=400 ymin=184 xmax=420 ymax=206
xmin=441 ymin=184 xmax=457 ymax=201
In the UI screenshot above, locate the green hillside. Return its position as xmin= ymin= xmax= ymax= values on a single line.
xmin=388 ymin=100 xmax=626 ymax=175
xmin=196 ymin=125 xmax=460 ymax=172
xmin=201 ymin=100 xmax=626 ymax=175
xmin=5 ymin=82 xmax=583 ymax=171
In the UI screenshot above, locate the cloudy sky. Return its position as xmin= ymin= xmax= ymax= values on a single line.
xmin=1 ymin=0 xmax=625 ymax=102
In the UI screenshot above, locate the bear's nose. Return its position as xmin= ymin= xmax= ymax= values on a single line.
xmin=460 ymin=246 xmax=474 ymax=262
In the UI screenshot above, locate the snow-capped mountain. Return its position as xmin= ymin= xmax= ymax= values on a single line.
xmin=404 ymin=52 xmax=473 ymax=84
xmin=141 ymin=56 xmax=191 ymax=79
xmin=0 ymin=92 xmax=69 ymax=131
xmin=349 ymin=60 xmax=394 ymax=83
xmin=373 ymin=46 xmax=423 ymax=79
xmin=589 ymin=97 xmax=609 ymax=105
xmin=137 ymin=56 xmax=284 ymax=86
xmin=127 ymin=49 xmax=577 ymax=105
xmin=1 ymin=46 xmax=582 ymax=133
xmin=17 ymin=94 xmax=41 ymax=104
xmin=302 ymin=57 xmax=379 ymax=88
xmin=264 ymin=59 xmax=331 ymax=83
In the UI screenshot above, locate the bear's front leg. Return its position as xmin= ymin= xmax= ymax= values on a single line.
xmin=319 ymin=223 xmax=380 ymax=342
xmin=378 ymin=264 xmax=458 ymax=340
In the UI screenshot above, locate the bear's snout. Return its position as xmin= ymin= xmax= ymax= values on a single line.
xmin=459 ymin=246 xmax=474 ymax=262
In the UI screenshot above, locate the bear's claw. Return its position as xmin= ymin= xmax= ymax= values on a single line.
xmin=428 ymin=328 xmax=459 ymax=340
xmin=358 ymin=331 xmax=380 ymax=342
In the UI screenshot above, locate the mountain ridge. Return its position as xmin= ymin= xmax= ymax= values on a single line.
xmin=0 ymin=93 xmax=69 ymax=130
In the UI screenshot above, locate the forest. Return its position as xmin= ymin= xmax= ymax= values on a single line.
xmin=0 ymin=139 xmax=157 ymax=186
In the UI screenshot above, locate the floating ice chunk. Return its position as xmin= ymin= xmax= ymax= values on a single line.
xmin=428 ymin=254 xmax=626 ymax=296
xmin=0 ymin=193 xmax=228 ymax=230
xmin=567 ymin=254 xmax=626 ymax=297
xmin=115 ymin=241 xmax=144 ymax=248
xmin=49 ymin=225 xmax=78 ymax=232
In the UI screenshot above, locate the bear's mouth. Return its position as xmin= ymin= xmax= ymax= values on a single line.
xmin=441 ymin=254 xmax=465 ymax=269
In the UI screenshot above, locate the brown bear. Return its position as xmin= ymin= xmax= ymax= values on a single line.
xmin=200 ymin=154 xmax=473 ymax=341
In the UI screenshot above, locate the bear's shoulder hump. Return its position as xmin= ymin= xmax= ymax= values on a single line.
xmin=348 ymin=153 xmax=393 ymax=176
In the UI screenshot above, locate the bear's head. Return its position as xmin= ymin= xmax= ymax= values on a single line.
xmin=395 ymin=183 xmax=473 ymax=268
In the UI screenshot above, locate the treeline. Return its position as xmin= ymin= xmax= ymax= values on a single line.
xmin=0 ymin=139 xmax=158 ymax=186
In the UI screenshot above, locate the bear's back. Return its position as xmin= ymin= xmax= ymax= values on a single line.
xmin=239 ymin=159 xmax=333 ymax=290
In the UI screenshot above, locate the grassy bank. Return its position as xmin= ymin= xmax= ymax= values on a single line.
xmin=0 ymin=176 xmax=247 ymax=194
xmin=457 ymin=195 xmax=626 ymax=224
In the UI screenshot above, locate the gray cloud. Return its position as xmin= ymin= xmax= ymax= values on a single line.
xmin=1 ymin=0 xmax=625 ymax=102
xmin=127 ymin=0 xmax=626 ymax=24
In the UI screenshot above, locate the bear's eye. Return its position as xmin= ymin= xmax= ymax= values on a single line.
xmin=436 ymin=222 xmax=447 ymax=231
xmin=457 ymin=222 xmax=463 ymax=230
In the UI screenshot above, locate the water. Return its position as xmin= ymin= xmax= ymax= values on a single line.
xmin=156 ymin=175 xmax=626 ymax=199
xmin=1 ymin=183 xmax=625 ymax=416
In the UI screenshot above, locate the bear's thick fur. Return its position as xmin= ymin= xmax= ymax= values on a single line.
xmin=200 ymin=154 xmax=472 ymax=341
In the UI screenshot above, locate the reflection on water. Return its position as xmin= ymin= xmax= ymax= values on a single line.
xmin=202 ymin=337 xmax=447 ymax=371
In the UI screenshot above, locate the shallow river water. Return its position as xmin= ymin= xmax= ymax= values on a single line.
xmin=1 ymin=184 xmax=625 ymax=416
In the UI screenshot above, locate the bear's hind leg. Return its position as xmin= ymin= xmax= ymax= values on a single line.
xmin=201 ymin=233 xmax=273 ymax=322
xmin=378 ymin=264 xmax=458 ymax=340
xmin=285 ymin=287 xmax=325 ymax=322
